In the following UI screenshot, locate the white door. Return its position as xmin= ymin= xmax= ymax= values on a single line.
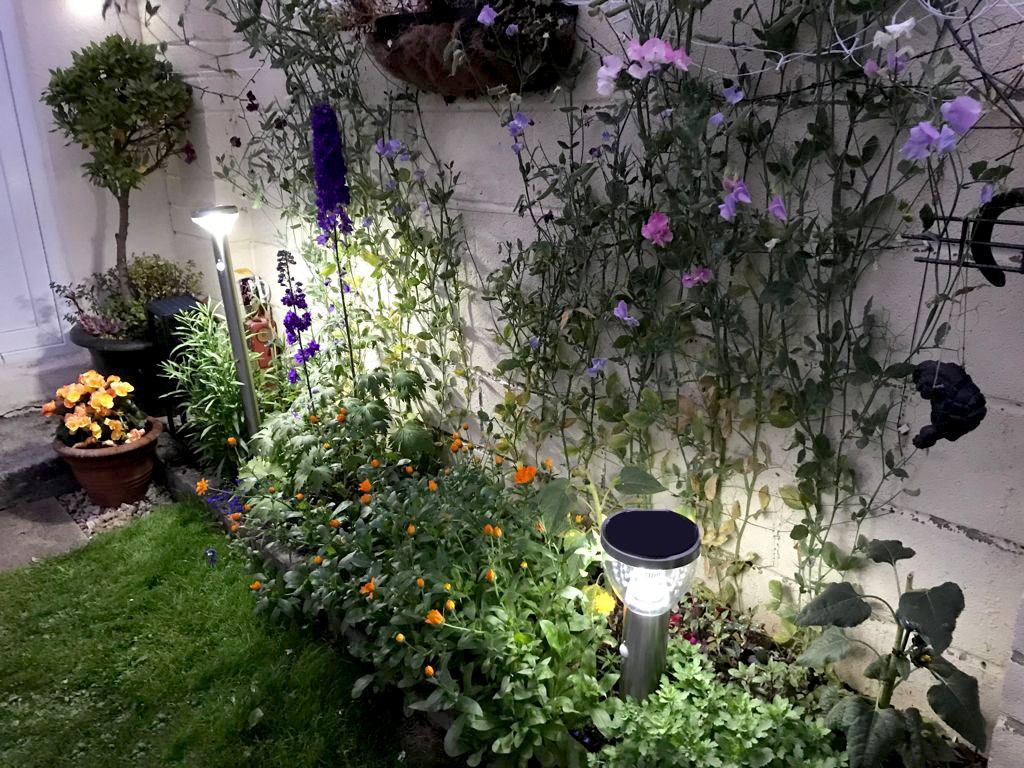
xmin=0 ymin=18 xmax=64 ymax=355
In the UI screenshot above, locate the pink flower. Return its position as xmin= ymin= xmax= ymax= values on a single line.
xmin=625 ymin=37 xmax=690 ymax=78
xmin=596 ymin=55 xmax=624 ymax=96
xmin=641 ymin=211 xmax=673 ymax=246
xmin=681 ymin=266 xmax=713 ymax=288
xmin=668 ymin=47 xmax=692 ymax=71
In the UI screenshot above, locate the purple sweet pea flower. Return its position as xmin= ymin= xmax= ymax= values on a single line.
xmin=641 ymin=211 xmax=673 ymax=246
xmin=980 ymin=184 xmax=995 ymax=204
xmin=719 ymin=196 xmax=738 ymax=221
xmin=863 ymin=58 xmax=881 ymax=77
xmin=719 ymin=177 xmax=751 ymax=221
xmin=505 ymin=23 xmax=518 ymax=36
xmin=374 ymin=138 xmax=402 ymax=157
xmin=398 ymin=151 xmax=411 ymax=162
xmin=659 ymin=108 xmax=674 ymax=120
xmin=768 ymin=194 xmax=788 ymax=222
xmin=529 ymin=336 xmax=540 ymax=350
xmin=940 ymin=95 xmax=982 ymax=135
xmin=613 ymin=300 xmax=640 ymax=327
xmin=681 ymin=266 xmax=713 ymax=288
xmin=936 ymin=124 xmax=957 ymax=154
xmin=585 ymin=357 xmax=608 ymax=377
xmin=900 ymin=121 xmax=940 ymax=161
xmin=477 ymin=4 xmax=497 ymax=25
xmin=708 ymin=112 xmax=725 ymax=127
xmin=507 ymin=111 xmax=531 ymax=137
xmin=723 ymin=84 xmax=744 ymax=104
xmin=886 ymin=50 xmax=907 ymax=74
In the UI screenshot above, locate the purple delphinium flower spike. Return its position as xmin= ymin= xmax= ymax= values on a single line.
xmin=310 ymin=103 xmax=352 ymax=236
xmin=287 ymin=367 xmax=300 ymax=385
xmin=613 ymin=300 xmax=640 ymax=327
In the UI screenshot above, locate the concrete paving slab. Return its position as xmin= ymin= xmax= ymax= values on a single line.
xmin=0 ymin=410 xmax=76 ymax=509
xmin=0 ymin=498 xmax=87 ymax=572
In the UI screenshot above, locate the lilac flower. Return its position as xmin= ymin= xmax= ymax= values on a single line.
xmin=768 ymin=194 xmax=788 ymax=222
xmin=886 ymin=50 xmax=907 ymax=74
xmin=613 ymin=300 xmax=640 ymax=327
xmin=719 ymin=177 xmax=751 ymax=221
xmin=723 ymin=84 xmax=744 ymax=105
xmin=708 ymin=112 xmax=725 ymax=127
xmin=719 ymin=195 xmax=738 ymax=221
xmin=529 ymin=336 xmax=540 ymax=350
xmin=311 ymin=103 xmax=352 ymax=235
xmin=900 ymin=121 xmax=940 ymax=161
xmin=398 ymin=151 xmax=411 ymax=162
xmin=287 ymin=368 xmax=300 ymax=385
xmin=641 ymin=211 xmax=673 ymax=246
xmin=374 ymin=137 xmax=402 ymax=157
xmin=511 ymin=142 xmax=522 ymax=155
xmin=681 ymin=266 xmax=713 ymax=288
xmin=941 ymin=95 xmax=982 ymax=135
xmin=936 ymin=124 xmax=957 ymax=154
xmin=505 ymin=23 xmax=518 ymax=36
xmin=863 ymin=58 xmax=881 ymax=77
xmin=507 ymin=112 xmax=531 ymax=137
xmin=477 ymin=4 xmax=497 ymax=25
xmin=596 ymin=55 xmax=623 ymax=97
xmin=585 ymin=357 xmax=608 ymax=377
xmin=981 ymin=184 xmax=995 ymax=204
xmin=413 ymin=168 xmax=426 ymax=183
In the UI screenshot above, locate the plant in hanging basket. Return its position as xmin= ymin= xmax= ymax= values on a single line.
xmin=325 ymin=0 xmax=578 ymax=97
xmin=42 ymin=371 xmax=163 ymax=507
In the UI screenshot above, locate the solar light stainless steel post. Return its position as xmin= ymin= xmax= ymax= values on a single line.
xmin=600 ymin=508 xmax=701 ymax=699
xmin=190 ymin=204 xmax=260 ymax=437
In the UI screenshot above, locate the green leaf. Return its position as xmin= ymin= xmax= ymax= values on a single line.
xmin=778 ymin=485 xmax=807 ymax=510
xmin=794 ymin=582 xmax=872 ymax=627
xmin=536 ymin=478 xmax=576 ymax=536
xmin=351 ymin=674 xmax=374 ymax=698
xmin=927 ymin=658 xmax=986 ymax=750
xmin=865 ymin=539 xmax=916 ymax=565
xmin=897 ymin=582 xmax=964 ymax=654
xmin=827 ymin=696 xmax=906 ymax=768
xmin=247 ymin=706 xmax=264 ymax=729
xmin=615 ymin=466 xmax=666 ymax=496
xmin=390 ymin=420 xmax=434 ymax=458
xmin=864 ymin=653 xmax=911 ymax=682
xmin=897 ymin=708 xmax=928 ymax=768
xmin=444 ymin=714 xmax=468 ymax=757
xmin=797 ymin=627 xmax=851 ymax=667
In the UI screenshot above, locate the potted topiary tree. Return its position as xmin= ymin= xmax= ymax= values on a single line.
xmin=43 ymin=34 xmax=195 ymax=402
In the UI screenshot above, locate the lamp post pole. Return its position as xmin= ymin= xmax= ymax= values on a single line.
xmin=191 ymin=205 xmax=260 ymax=437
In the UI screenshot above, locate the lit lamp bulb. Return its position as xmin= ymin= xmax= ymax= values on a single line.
xmin=600 ymin=508 xmax=701 ymax=699
xmin=190 ymin=203 xmax=259 ymax=436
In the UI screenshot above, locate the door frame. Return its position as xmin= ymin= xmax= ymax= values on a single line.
xmin=0 ymin=1 xmax=72 ymax=357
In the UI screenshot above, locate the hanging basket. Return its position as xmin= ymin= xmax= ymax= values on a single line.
xmin=367 ymin=6 xmax=578 ymax=98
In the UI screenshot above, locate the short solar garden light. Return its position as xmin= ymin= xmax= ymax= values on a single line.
xmin=600 ymin=508 xmax=701 ymax=699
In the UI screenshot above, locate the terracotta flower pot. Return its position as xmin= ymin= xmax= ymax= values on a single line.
xmin=53 ymin=418 xmax=164 ymax=507
xmin=367 ymin=6 xmax=578 ymax=98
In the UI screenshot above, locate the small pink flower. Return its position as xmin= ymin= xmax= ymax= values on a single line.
xmin=641 ymin=211 xmax=673 ymax=246
xmin=681 ymin=266 xmax=713 ymax=288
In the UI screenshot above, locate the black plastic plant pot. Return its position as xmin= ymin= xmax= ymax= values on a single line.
xmin=68 ymin=324 xmax=161 ymax=413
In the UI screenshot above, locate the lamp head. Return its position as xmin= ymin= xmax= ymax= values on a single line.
xmin=600 ymin=509 xmax=701 ymax=617
xmin=191 ymin=204 xmax=239 ymax=239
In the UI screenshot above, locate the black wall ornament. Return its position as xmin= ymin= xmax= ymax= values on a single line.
xmin=911 ymin=361 xmax=987 ymax=449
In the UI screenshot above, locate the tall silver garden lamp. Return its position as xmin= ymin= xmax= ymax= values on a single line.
xmin=190 ymin=204 xmax=260 ymax=437
xmin=601 ymin=509 xmax=701 ymax=699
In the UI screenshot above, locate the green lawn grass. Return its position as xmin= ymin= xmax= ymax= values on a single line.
xmin=0 ymin=504 xmax=402 ymax=768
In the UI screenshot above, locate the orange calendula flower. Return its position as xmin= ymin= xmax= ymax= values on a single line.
xmin=406 ymin=523 xmax=417 ymax=536
xmin=196 ymin=478 xmax=209 ymax=495
xmin=494 ymin=455 xmax=504 ymax=465
xmin=445 ymin=599 xmax=455 ymax=612
xmin=309 ymin=414 xmax=318 ymax=424
xmin=358 ymin=479 xmax=372 ymax=493
xmin=484 ymin=568 xmax=496 ymax=583
xmin=450 ymin=438 xmax=463 ymax=453
xmin=359 ymin=493 xmax=372 ymax=505
xmin=494 ymin=527 xmax=503 ymax=538
xmin=575 ymin=514 xmax=584 ymax=523
xmin=228 ymin=512 xmax=242 ymax=522
xmin=295 ymin=492 xmax=305 ymax=501
xmin=41 ymin=400 xmax=57 ymax=417
xmin=427 ymin=479 xmax=438 ymax=492
xmin=416 ymin=577 xmax=425 ymax=589
xmin=108 ymin=379 xmax=134 ymax=398
xmin=483 ymin=524 xmax=494 ymax=537
xmin=404 ymin=465 xmax=414 ymax=475
xmin=230 ymin=523 xmax=240 ymax=533
xmin=268 ymin=485 xmax=277 ymax=493
xmin=227 ymin=437 xmax=238 ymax=446
xmin=329 ymin=518 xmax=341 ymax=529
xmin=395 ymin=633 xmax=405 ymax=644
xmin=513 ymin=464 xmax=538 ymax=484
xmin=243 ymin=503 xmax=252 ymax=512
xmin=425 ymin=609 xmax=444 ymax=626
xmin=249 ymin=580 xmax=262 ymax=591
xmin=312 ymin=555 xmax=322 ymax=565
xmin=336 ymin=409 xmax=347 ymax=423
xmin=370 ymin=459 xmax=380 ymax=468
xmin=534 ymin=520 xmax=546 ymax=533
xmin=360 ymin=578 xmax=375 ymax=597
xmin=542 ymin=457 xmax=554 ymax=471
xmin=424 ymin=665 xmax=435 ymax=678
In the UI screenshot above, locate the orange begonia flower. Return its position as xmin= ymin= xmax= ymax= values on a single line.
xmin=424 ymin=609 xmax=444 ymax=626
xmin=78 ymin=370 xmax=106 ymax=390
xmin=108 ymin=380 xmax=134 ymax=398
xmin=513 ymin=464 xmax=538 ymax=484
xmin=41 ymin=400 xmax=57 ymax=417
xmin=89 ymin=389 xmax=114 ymax=412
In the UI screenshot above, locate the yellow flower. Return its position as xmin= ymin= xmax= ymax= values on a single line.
xmin=78 ymin=370 xmax=106 ymax=390
xmin=89 ymin=389 xmax=114 ymax=412
xmin=395 ymin=633 xmax=405 ymax=644
xmin=586 ymin=586 xmax=617 ymax=617
xmin=445 ymin=599 xmax=455 ymax=612
xmin=108 ymin=380 xmax=134 ymax=398
xmin=425 ymin=609 xmax=444 ymax=626
xmin=443 ymin=582 xmax=452 ymax=591
xmin=196 ymin=478 xmax=209 ymax=495
xmin=63 ymin=406 xmax=92 ymax=434
xmin=424 ymin=665 xmax=434 ymax=678
xmin=88 ymin=422 xmax=102 ymax=440
xmin=58 ymin=383 xmax=87 ymax=406
xmin=104 ymin=418 xmax=125 ymax=442
xmin=520 ymin=560 xmax=528 ymax=569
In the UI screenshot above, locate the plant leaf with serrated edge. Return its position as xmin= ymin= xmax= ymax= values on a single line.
xmin=797 ymin=626 xmax=851 ymax=667
xmin=795 ymin=582 xmax=872 ymax=627
xmin=615 ymin=465 xmax=666 ymax=496
xmin=866 ymin=539 xmax=916 ymax=565
xmin=897 ymin=582 xmax=964 ymax=654
xmin=827 ymin=696 xmax=906 ymax=768
xmin=927 ymin=657 xmax=986 ymax=750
